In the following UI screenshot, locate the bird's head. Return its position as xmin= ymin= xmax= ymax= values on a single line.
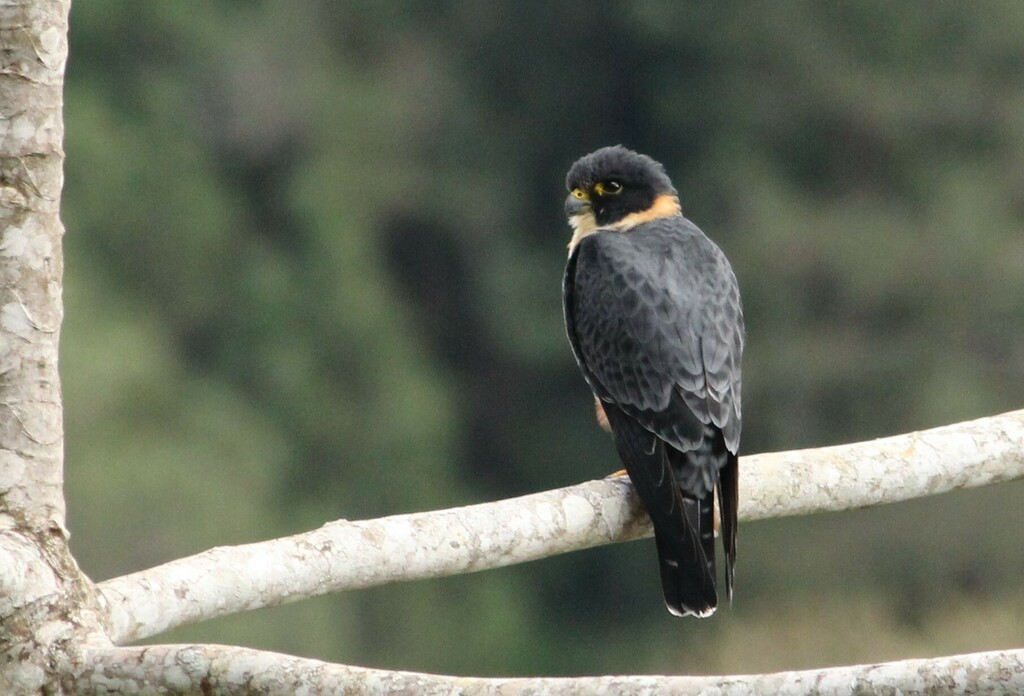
xmin=564 ymin=146 xmax=680 ymax=235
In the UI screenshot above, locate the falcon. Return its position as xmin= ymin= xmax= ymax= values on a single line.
xmin=562 ymin=146 xmax=743 ymax=617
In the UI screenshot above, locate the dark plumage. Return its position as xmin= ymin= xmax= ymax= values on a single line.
xmin=562 ymin=146 xmax=743 ymax=617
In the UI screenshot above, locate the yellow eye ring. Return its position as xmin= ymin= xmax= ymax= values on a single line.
xmin=595 ymin=181 xmax=623 ymax=196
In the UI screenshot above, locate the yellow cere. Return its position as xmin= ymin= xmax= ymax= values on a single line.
xmin=572 ymin=188 xmax=590 ymax=201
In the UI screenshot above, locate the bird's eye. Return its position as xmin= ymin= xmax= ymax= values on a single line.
xmin=595 ymin=181 xmax=623 ymax=196
xmin=572 ymin=188 xmax=588 ymax=200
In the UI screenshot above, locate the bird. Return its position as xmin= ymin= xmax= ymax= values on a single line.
xmin=561 ymin=145 xmax=743 ymax=617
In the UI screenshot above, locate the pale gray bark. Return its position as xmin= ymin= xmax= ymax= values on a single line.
xmin=69 ymin=644 xmax=1024 ymax=695
xmin=98 ymin=408 xmax=1024 ymax=644
xmin=0 ymin=0 xmax=67 ymax=531
xmin=0 ymin=2 xmax=113 ymax=695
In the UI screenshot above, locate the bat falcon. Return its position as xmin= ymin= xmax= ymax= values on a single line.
xmin=562 ymin=146 xmax=743 ymax=617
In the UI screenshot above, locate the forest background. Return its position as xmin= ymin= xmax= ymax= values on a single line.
xmin=62 ymin=1 xmax=1024 ymax=677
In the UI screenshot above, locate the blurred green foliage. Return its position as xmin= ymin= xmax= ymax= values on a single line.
xmin=61 ymin=0 xmax=1024 ymax=676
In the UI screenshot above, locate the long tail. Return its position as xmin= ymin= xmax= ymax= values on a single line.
xmin=668 ymin=426 xmax=736 ymax=602
xmin=603 ymin=404 xmax=717 ymax=617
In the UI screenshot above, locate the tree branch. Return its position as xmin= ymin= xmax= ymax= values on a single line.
xmin=98 ymin=408 xmax=1024 ymax=644
xmin=73 ymin=644 xmax=1024 ymax=695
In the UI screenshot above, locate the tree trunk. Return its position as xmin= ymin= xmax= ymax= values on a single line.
xmin=0 ymin=2 xmax=110 ymax=694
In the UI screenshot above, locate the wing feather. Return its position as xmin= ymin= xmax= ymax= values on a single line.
xmin=564 ymin=216 xmax=743 ymax=454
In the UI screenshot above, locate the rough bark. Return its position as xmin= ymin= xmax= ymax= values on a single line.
xmin=68 ymin=644 xmax=1024 ymax=695
xmin=98 ymin=408 xmax=1024 ymax=644
xmin=0 ymin=0 xmax=66 ymax=530
xmin=0 ymin=2 xmax=112 ymax=694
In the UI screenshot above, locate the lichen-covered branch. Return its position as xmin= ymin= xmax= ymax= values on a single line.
xmin=72 ymin=644 xmax=1024 ymax=695
xmin=98 ymin=408 xmax=1024 ymax=644
xmin=98 ymin=475 xmax=650 ymax=644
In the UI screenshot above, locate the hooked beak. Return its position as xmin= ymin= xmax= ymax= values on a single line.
xmin=564 ymin=193 xmax=590 ymax=218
